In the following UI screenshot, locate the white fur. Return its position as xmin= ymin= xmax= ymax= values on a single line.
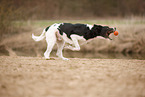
xmin=86 ymin=24 xmax=93 ymax=30
xmin=32 ymin=23 xmax=97 ymax=60
xmin=32 ymin=29 xmax=46 ymax=41
xmin=61 ymin=33 xmax=73 ymax=44
xmin=97 ymin=36 xmax=106 ymax=39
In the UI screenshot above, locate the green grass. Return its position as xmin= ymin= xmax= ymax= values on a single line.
xmin=31 ymin=19 xmax=145 ymax=28
xmin=13 ymin=18 xmax=145 ymax=29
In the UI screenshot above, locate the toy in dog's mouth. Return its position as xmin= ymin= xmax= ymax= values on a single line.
xmin=114 ymin=31 xmax=119 ymax=36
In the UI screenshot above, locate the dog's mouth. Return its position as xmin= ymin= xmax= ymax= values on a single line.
xmin=106 ymin=31 xmax=114 ymax=40
xmin=107 ymin=27 xmax=117 ymax=40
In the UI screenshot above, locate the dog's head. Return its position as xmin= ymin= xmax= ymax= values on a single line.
xmin=92 ymin=25 xmax=116 ymax=40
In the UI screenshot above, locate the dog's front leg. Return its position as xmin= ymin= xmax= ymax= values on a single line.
xmin=65 ymin=45 xmax=80 ymax=51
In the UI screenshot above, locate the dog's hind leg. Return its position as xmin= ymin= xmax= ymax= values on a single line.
xmin=44 ymin=30 xmax=56 ymax=60
xmin=56 ymin=40 xmax=69 ymax=60
xmin=44 ymin=41 xmax=56 ymax=60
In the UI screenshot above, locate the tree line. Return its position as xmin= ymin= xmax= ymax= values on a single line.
xmin=0 ymin=0 xmax=145 ymax=20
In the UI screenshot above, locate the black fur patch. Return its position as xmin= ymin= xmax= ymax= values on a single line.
xmin=58 ymin=23 xmax=91 ymax=40
xmin=58 ymin=23 xmax=114 ymax=40
xmin=45 ymin=26 xmax=50 ymax=32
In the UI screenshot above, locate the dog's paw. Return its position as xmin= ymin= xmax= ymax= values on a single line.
xmin=44 ymin=56 xmax=55 ymax=60
xmin=64 ymin=45 xmax=73 ymax=49
xmin=44 ymin=56 xmax=50 ymax=60
xmin=62 ymin=58 xmax=69 ymax=60
xmin=72 ymin=48 xmax=80 ymax=51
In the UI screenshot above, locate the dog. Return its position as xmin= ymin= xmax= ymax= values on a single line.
xmin=32 ymin=23 xmax=116 ymax=60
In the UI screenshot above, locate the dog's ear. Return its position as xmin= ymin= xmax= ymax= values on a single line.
xmin=91 ymin=25 xmax=102 ymax=36
xmin=94 ymin=24 xmax=102 ymax=28
xmin=93 ymin=24 xmax=102 ymax=32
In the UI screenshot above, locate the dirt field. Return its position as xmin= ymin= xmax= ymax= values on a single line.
xmin=0 ymin=56 xmax=145 ymax=97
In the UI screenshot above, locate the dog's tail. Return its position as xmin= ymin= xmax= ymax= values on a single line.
xmin=32 ymin=29 xmax=46 ymax=42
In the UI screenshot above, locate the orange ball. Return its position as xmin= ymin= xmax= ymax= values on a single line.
xmin=114 ymin=31 xmax=118 ymax=36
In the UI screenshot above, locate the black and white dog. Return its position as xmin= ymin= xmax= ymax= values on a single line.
xmin=32 ymin=23 xmax=116 ymax=60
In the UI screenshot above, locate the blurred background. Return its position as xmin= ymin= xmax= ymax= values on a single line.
xmin=0 ymin=0 xmax=145 ymax=59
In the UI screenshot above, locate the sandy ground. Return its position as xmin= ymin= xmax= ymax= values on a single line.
xmin=0 ymin=56 xmax=145 ymax=97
